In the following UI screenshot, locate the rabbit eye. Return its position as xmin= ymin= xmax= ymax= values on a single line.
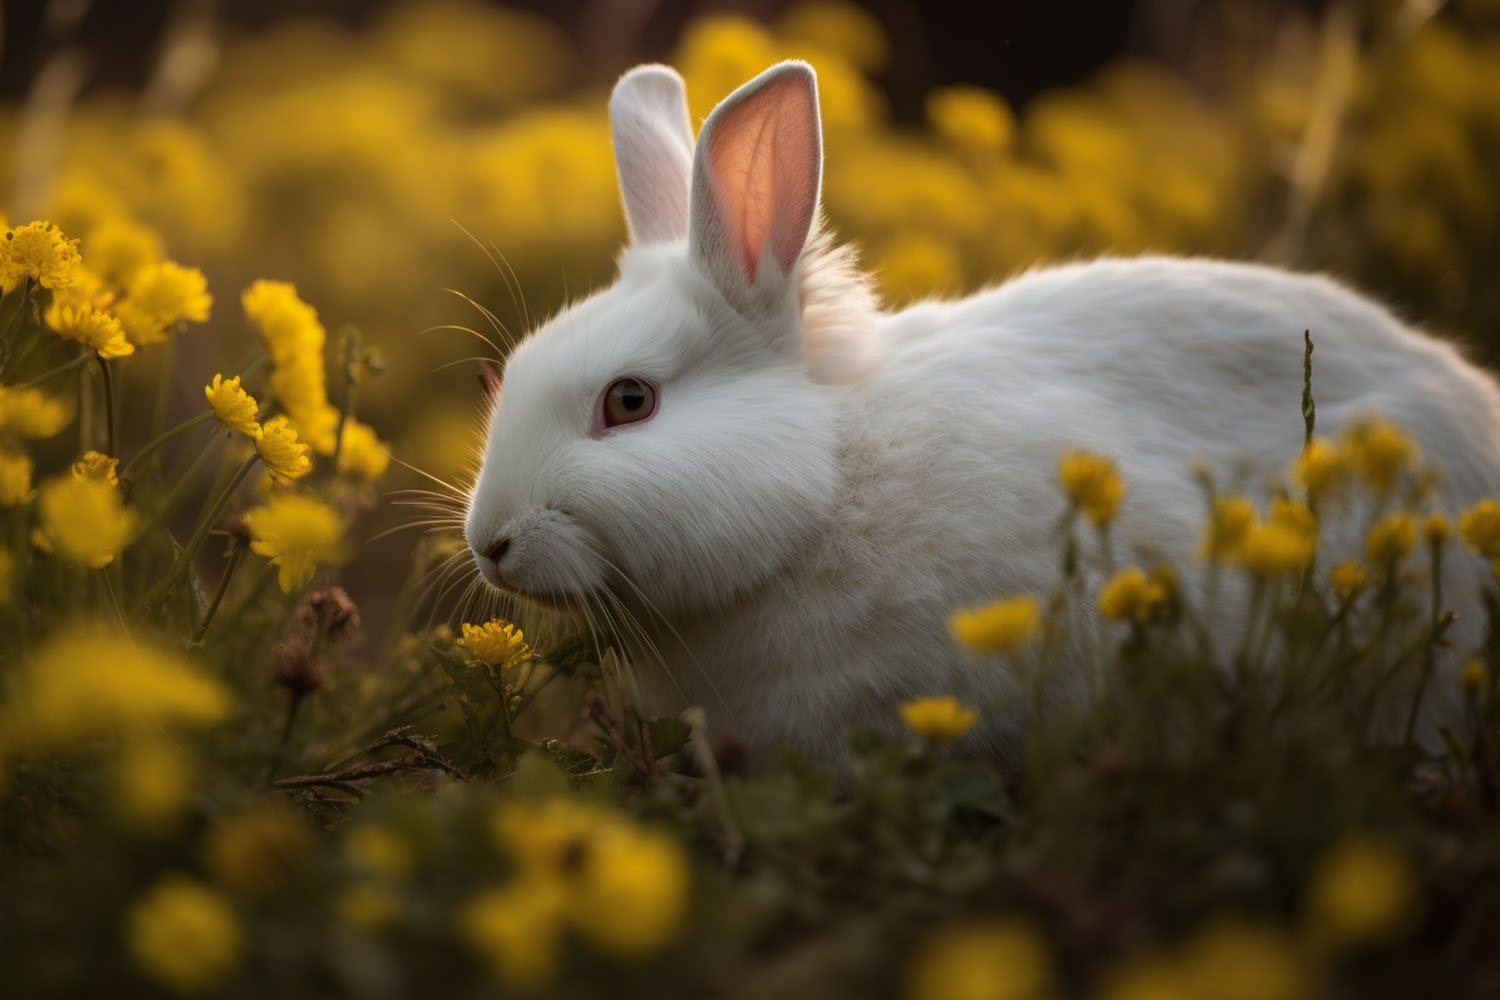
xmin=601 ymin=376 xmax=657 ymax=428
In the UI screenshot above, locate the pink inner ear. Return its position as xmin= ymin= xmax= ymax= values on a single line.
xmin=705 ymin=72 xmax=819 ymax=282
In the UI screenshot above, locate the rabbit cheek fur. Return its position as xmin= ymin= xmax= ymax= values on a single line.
xmin=465 ymin=60 xmax=1500 ymax=764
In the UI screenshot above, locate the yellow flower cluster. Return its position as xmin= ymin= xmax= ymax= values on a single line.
xmin=242 ymin=281 xmax=341 ymax=454
xmin=0 ymin=221 xmax=81 ymax=289
xmin=0 ymin=384 xmax=69 ymax=440
xmin=1365 ymin=512 xmax=1417 ymax=569
xmin=899 ymin=696 xmax=980 ymax=744
xmin=905 ymin=918 xmax=1053 ymax=1000
xmin=1304 ymin=836 xmax=1417 ymax=952
xmin=30 ymin=475 xmax=138 ymax=568
xmin=3 ymin=627 xmax=229 ymax=750
xmin=70 ymin=450 xmax=119 ymax=484
xmin=1098 ymin=566 xmax=1170 ymax=624
xmin=204 ymin=374 xmax=261 ymax=437
xmin=949 ymin=595 xmax=1040 ymax=654
xmin=125 ymin=875 xmax=243 ymax=994
xmin=0 ymin=449 xmax=33 ymax=506
xmin=115 ymin=260 xmax=213 ymax=346
xmin=1340 ymin=418 xmax=1418 ymax=496
xmin=336 ymin=419 xmax=390 ymax=480
xmin=253 ymin=416 xmax=313 ymax=485
xmin=457 ymin=798 xmax=689 ymax=988
xmin=459 ymin=619 xmax=530 ymax=669
xmin=1058 ymin=450 xmax=1127 ymax=528
xmin=244 ymin=493 xmax=346 ymax=593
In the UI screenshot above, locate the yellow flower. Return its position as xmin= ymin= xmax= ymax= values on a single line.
xmin=4 ymin=626 xmax=228 ymax=749
xmin=456 ymin=880 xmax=566 ymax=990
xmin=949 ymin=595 xmax=1041 ymax=654
xmin=125 ymin=875 xmax=243 ymax=994
xmin=336 ymin=419 xmax=390 ymax=479
xmin=116 ymin=261 xmax=213 ymax=346
xmin=254 ymin=416 xmax=313 ymax=484
xmin=1340 ymin=417 xmax=1418 ymax=495
xmin=567 ymin=823 xmax=690 ymax=957
xmin=1290 ymin=436 xmax=1345 ymax=502
xmin=1327 ymin=561 xmax=1368 ymax=602
xmin=203 ymin=803 xmax=314 ymax=894
xmin=245 ymin=493 xmax=345 ymax=593
xmin=1175 ymin=919 xmax=1311 ymax=1000
xmin=31 ymin=475 xmax=137 ymax=567
xmin=1269 ymin=495 xmax=1318 ymax=540
xmin=904 ymin=918 xmax=1053 ymax=1000
xmin=43 ymin=302 xmax=135 ymax=358
xmin=0 ymin=449 xmax=35 ymax=505
xmin=1365 ymin=512 xmax=1417 ymax=567
xmin=204 ymin=374 xmax=261 ymax=436
xmin=1422 ymin=511 xmax=1453 ymax=547
xmin=242 ymin=279 xmax=324 ymax=362
xmin=1461 ymin=659 xmax=1487 ymax=694
xmin=459 ymin=619 xmax=530 ymax=669
xmin=71 ymin=450 xmax=119 ymax=485
xmin=0 ymin=220 xmax=81 ymax=289
xmin=1304 ymin=836 xmax=1417 ymax=951
xmin=113 ymin=737 xmax=196 ymax=833
xmin=84 ymin=217 xmax=162 ymax=287
xmin=0 ymin=547 xmax=13 ymax=604
xmin=1058 ymin=449 xmax=1127 ymax=527
xmin=1458 ymin=498 xmax=1500 ymax=557
xmin=900 ymin=696 xmax=979 ymax=744
xmin=1199 ymin=495 xmax=1256 ymax=562
xmin=1235 ymin=521 xmax=1316 ymax=578
xmin=1098 ymin=566 xmax=1165 ymax=624
xmin=345 ymin=826 xmax=416 ymax=880
xmin=0 ymin=384 xmax=69 ymax=438
xmin=927 ymin=85 xmax=1015 ymax=153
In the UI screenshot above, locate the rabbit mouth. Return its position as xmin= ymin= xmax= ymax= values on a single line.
xmin=487 ymin=579 xmax=582 ymax=614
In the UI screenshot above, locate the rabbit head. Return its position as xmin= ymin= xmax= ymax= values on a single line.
xmin=464 ymin=62 xmax=875 ymax=615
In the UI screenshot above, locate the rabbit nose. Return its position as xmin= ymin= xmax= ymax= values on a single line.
xmin=483 ymin=536 xmax=511 ymax=563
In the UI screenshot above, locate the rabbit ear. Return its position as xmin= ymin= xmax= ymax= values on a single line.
xmin=690 ymin=61 xmax=822 ymax=307
xmin=610 ymin=64 xmax=695 ymax=245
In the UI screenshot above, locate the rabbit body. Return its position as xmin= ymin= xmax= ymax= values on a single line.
xmin=464 ymin=62 xmax=1500 ymax=762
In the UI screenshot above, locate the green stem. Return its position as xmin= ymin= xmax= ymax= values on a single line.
xmin=191 ymin=541 xmax=245 ymax=644
xmin=135 ymin=453 xmax=260 ymax=620
xmin=20 ymin=350 xmax=89 ymax=387
xmin=121 ymin=411 xmax=215 ymax=483
xmin=1404 ymin=545 xmax=1445 ymax=743
xmin=96 ymin=354 xmax=115 ymax=458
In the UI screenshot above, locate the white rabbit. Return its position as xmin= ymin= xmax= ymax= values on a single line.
xmin=464 ymin=61 xmax=1500 ymax=762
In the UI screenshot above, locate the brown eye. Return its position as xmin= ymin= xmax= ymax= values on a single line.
xmin=602 ymin=376 xmax=657 ymax=428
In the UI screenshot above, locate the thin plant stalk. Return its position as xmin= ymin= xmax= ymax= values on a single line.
xmin=120 ymin=410 xmax=214 ymax=483
xmin=96 ymin=354 xmax=116 ymax=458
xmin=20 ymin=349 xmax=89 ymax=387
xmin=191 ymin=540 xmax=245 ymax=643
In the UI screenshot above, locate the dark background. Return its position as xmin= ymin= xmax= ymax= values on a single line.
xmin=1 ymin=0 xmax=1331 ymax=118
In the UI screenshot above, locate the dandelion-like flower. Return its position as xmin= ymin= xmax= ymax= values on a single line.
xmin=30 ymin=475 xmax=137 ymax=567
xmin=1422 ymin=511 xmax=1453 ymax=547
xmin=899 ymin=696 xmax=979 ymax=744
xmin=1304 ymin=837 xmax=1416 ymax=951
xmin=43 ymin=302 xmax=135 ymax=358
xmin=949 ymin=595 xmax=1040 ymax=653
xmin=0 ymin=449 xmax=34 ymax=506
xmin=0 ymin=220 xmax=81 ymax=289
xmin=459 ymin=619 xmax=530 ymax=669
xmin=242 ymin=279 xmax=324 ymax=361
xmin=456 ymin=881 xmax=566 ymax=990
xmin=71 ymin=450 xmax=119 ymax=485
xmin=566 ymin=823 xmax=690 ymax=958
xmin=1365 ymin=512 xmax=1417 ymax=568
xmin=1458 ymin=498 xmax=1500 ymax=557
xmin=1340 ymin=417 xmax=1418 ymax=495
xmin=1098 ymin=566 xmax=1164 ymax=624
xmin=204 ymin=374 xmax=261 ymax=437
xmin=0 ymin=384 xmax=69 ymax=439
xmin=117 ymin=260 xmax=213 ymax=346
xmin=1291 ymin=436 xmax=1345 ymax=503
xmin=927 ymin=85 xmax=1014 ymax=153
xmin=1327 ymin=561 xmax=1368 ymax=602
xmin=254 ymin=416 xmax=313 ymax=484
xmin=336 ymin=419 xmax=390 ymax=480
xmin=1058 ymin=449 xmax=1126 ymax=527
xmin=905 ymin=919 xmax=1054 ymax=1000
xmin=6 ymin=626 xmax=229 ymax=747
xmin=1235 ymin=521 xmax=1316 ymax=578
xmin=125 ymin=875 xmax=243 ymax=995
xmin=1199 ymin=495 xmax=1256 ymax=562
xmin=245 ymin=493 xmax=345 ymax=593
xmin=84 ymin=216 xmax=162 ymax=287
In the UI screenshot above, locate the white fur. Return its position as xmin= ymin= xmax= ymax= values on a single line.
xmin=465 ymin=63 xmax=1500 ymax=762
